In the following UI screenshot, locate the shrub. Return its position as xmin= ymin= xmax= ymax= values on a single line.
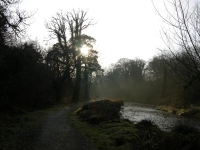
xmin=135 ymin=119 xmax=155 ymax=129
xmin=172 ymin=123 xmax=198 ymax=135
xmin=76 ymin=100 xmax=124 ymax=124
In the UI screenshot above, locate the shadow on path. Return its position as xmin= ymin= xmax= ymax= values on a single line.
xmin=34 ymin=102 xmax=96 ymax=150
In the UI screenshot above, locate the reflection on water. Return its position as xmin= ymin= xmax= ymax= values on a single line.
xmin=121 ymin=102 xmax=200 ymax=131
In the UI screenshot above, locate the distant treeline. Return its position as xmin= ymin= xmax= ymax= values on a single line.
xmin=91 ymin=54 xmax=200 ymax=106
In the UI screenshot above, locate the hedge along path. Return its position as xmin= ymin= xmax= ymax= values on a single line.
xmin=34 ymin=102 xmax=97 ymax=150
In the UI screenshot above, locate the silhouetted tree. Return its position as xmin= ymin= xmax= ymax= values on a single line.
xmin=46 ymin=43 xmax=70 ymax=102
xmin=0 ymin=42 xmax=54 ymax=109
xmin=46 ymin=9 xmax=96 ymax=102
xmin=82 ymin=49 xmax=101 ymax=101
xmin=153 ymin=1 xmax=200 ymax=85
xmin=67 ymin=10 xmax=95 ymax=102
xmin=0 ymin=0 xmax=32 ymax=46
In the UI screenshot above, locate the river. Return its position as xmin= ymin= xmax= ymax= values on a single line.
xmin=121 ymin=102 xmax=200 ymax=131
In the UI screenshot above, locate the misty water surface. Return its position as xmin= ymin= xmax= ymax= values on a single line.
xmin=121 ymin=103 xmax=200 ymax=131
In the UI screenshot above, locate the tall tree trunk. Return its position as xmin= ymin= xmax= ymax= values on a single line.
xmin=84 ymin=63 xmax=89 ymax=101
xmin=72 ymin=55 xmax=81 ymax=102
xmin=161 ymin=67 xmax=167 ymax=98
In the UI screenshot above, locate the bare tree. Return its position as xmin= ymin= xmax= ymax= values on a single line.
xmin=152 ymin=0 xmax=200 ymax=87
xmin=45 ymin=9 xmax=95 ymax=102
xmin=0 ymin=0 xmax=33 ymax=45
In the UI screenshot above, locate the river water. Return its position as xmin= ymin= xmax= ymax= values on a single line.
xmin=120 ymin=102 xmax=200 ymax=131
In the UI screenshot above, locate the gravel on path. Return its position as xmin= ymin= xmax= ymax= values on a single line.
xmin=34 ymin=103 xmax=97 ymax=150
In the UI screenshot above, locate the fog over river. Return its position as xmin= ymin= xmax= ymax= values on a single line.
xmin=121 ymin=103 xmax=200 ymax=131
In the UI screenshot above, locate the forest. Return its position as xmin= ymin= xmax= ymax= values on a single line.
xmin=1 ymin=0 xmax=200 ymax=150
xmin=1 ymin=0 xmax=200 ymax=114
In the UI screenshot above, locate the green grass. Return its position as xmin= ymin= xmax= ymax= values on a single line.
xmin=0 ymin=104 xmax=68 ymax=150
xmin=71 ymin=113 xmax=137 ymax=150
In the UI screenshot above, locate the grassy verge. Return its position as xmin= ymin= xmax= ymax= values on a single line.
xmin=71 ymin=100 xmax=200 ymax=150
xmin=71 ymin=114 xmax=137 ymax=149
xmin=0 ymin=104 xmax=68 ymax=150
xmin=157 ymin=105 xmax=200 ymax=117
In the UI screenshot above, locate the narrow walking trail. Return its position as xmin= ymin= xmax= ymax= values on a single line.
xmin=34 ymin=103 xmax=96 ymax=150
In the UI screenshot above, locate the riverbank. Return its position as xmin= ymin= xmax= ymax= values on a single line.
xmin=72 ymin=100 xmax=200 ymax=150
xmin=156 ymin=105 xmax=200 ymax=117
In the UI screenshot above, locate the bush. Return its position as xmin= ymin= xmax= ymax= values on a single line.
xmin=172 ymin=123 xmax=198 ymax=135
xmin=76 ymin=100 xmax=124 ymax=124
xmin=135 ymin=119 xmax=155 ymax=129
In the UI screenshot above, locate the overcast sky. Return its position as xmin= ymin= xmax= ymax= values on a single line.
xmin=20 ymin=0 xmax=189 ymax=68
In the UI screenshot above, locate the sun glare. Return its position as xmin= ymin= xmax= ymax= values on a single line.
xmin=80 ymin=45 xmax=89 ymax=55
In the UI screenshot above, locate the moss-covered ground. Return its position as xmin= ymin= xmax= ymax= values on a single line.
xmin=157 ymin=105 xmax=200 ymax=117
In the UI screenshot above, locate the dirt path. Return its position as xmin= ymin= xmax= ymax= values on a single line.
xmin=34 ymin=103 xmax=97 ymax=150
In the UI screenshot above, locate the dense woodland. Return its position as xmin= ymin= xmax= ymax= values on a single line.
xmin=1 ymin=0 xmax=200 ymax=114
xmin=0 ymin=0 xmax=101 ymax=112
